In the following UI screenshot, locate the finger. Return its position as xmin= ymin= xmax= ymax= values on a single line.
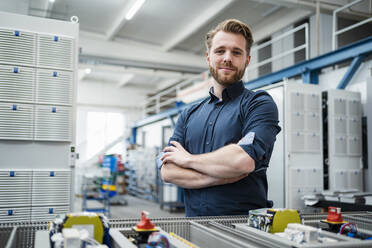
xmin=160 ymin=153 xmax=168 ymax=161
xmin=163 ymin=146 xmax=177 ymax=153
xmin=170 ymin=140 xmax=181 ymax=148
xmin=163 ymin=146 xmax=172 ymax=152
xmin=161 ymin=152 xmax=174 ymax=161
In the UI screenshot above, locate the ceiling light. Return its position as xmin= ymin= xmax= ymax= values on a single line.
xmin=85 ymin=68 xmax=92 ymax=74
xmin=49 ymin=0 xmax=55 ymax=3
xmin=125 ymin=0 xmax=146 ymax=20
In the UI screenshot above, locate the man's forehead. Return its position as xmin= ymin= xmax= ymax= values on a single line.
xmin=211 ymin=31 xmax=246 ymax=50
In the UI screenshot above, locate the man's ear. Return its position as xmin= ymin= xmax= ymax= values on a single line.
xmin=206 ymin=50 xmax=210 ymax=64
xmin=245 ymin=55 xmax=251 ymax=67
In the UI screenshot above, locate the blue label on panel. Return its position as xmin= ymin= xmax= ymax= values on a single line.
xmin=50 ymin=171 xmax=55 ymax=177
xmin=13 ymin=67 xmax=18 ymax=73
xmin=8 ymin=210 xmax=13 ymax=216
xmin=54 ymin=36 xmax=59 ymax=42
xmin=12 ymin=105 xmax=17 ymax=111
xmin=10 ymin=171 xmax=15 ymax=177
xmin=52 ymin=107 xmax=56 ymax=113
xmin=49 ymin=208 xmax=54 ymax=214
xmin=53 ymin=71 xmax=57 ymax=77
xmin=14 ymin=31 xmax=19 ymax=36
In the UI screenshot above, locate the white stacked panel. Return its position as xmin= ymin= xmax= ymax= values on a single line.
xmin=0 ymin=29 xmax=74 ymax=143
xmin=31 ymin=205 xmax=69 ymax=222
xmin=326 ymin=89 xmax=363 ymax=191
xmin=34 ymin=105 xmax=72 ymax=141
xmin=37 ymin=34 xmax=73 ymax=70
xmin=285 ymin=83 xmax=323 ymax=209
xmin=0 ymin=103 xmax=33 ymax=140
xmin=0 ymin=65 xmax=35 ymax=103
xmin=32 ymin=170 xmax=71 ymax=206
xmin=0 ymin=170 xmax=32 ymax=207
xmin=0 ymin=13 xmax=77 ymax=222
xmin=0 ymin=207 xmax=30 ymax=223
xmin=0 ymin=29 xmax=36 ymax=66
xmin=36 ymin=69 xmax=73 ymax=105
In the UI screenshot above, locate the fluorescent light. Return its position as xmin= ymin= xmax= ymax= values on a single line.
xmin=125 ymin=0 xmax=146 ymax=20
xmin=49 ymin=0 xmax=55 ymax=3
xmin=85 ymin=68 xmax=92 ymax=74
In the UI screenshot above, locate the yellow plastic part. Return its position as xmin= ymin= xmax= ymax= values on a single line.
xmin=101 ymin=184 xmax=116 ymax=191
xmin=132 ymin=227 xmax=159 ymax=232
xmin=268 ymin=209 xmax=301 ymax=233
xmin=63 ymin=214 xmax=104 ymax=244
xmin=169 ymin=232 xmax=199 ymax=248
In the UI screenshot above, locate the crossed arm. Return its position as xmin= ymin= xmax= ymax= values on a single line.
xmin=160 ymin=141 xmax=254 ymax=189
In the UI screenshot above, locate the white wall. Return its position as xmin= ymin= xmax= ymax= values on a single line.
xmin=0 ymin=2 xmax=28 ymax=15
xmin=309 ymin=13 xmax=333 ymax=58
xmin=78 ymin=80 xmax=150 ymax=109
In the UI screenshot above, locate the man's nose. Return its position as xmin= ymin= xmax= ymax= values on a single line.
xmin=223 ymin=51 xmax=232 ymax=63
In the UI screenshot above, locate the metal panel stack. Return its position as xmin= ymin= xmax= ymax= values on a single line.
xmin=284 ymin=83 xmax=323 ymax=209
xmin=324 ymin=89 xmax=363 ymax=191
xmin=0 ymin=12 xmax=78 ymax=222
xmin=0 ymin=169 xmax=71 ymax=223
xmin=0 ymin=28 xmax=74 ymax=142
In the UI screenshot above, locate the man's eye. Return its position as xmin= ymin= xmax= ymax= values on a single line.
xmin=215 ymin=50 xmax=224 ymax=54
xmin=233 ymin=51 xmax=242 ymax=55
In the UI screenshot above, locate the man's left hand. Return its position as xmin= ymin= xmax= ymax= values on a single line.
xmin=161 ymin=141 xmax=192 ymax=168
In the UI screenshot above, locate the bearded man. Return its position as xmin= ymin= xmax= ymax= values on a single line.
xmin=160 ymin=19 xmax=281 ymax=217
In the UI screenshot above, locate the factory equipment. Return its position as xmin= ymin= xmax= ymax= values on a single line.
xmin=0 ymin=11 xmax=78 ymax=222
xmin=322 ymin=89 xmax=363 ymax=192
xmin=247 ymin=208 xmax=302 ymax=233
xmin=284 ymin=83 xmax=323 ymax=209
xmin=2 ymin=208 xmax=372 ymax=248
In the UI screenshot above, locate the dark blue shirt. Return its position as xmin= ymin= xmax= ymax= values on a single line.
xmin=169 ymin=81 xmax=281 ymax=217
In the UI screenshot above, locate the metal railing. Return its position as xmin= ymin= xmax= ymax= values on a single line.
xmin=245 ymin=22 xmax=309 ymax=79
xmin=142 ymin=73 xmax=207 ymax=116
xmin=332 ymin=0 xmax=372 ymax=50
xmin=142 ymin=22 xmax=310 ymax=116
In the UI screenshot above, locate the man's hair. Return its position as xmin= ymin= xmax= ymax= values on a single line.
xmin=205 ymin=19 xmax=254 ymax=55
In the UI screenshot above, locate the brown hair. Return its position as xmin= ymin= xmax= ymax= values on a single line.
xmin=205 ymin=19 xmax=254 ymax=55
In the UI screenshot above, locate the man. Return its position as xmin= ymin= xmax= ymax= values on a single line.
xmin=160 ymin=19 xmax=281 ymax=217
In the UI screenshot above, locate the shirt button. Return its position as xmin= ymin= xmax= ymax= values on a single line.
xmin=206 ymin=141 xmax=210 ymax=145
xmin=209 ymin=121 xmax=213 ymax=126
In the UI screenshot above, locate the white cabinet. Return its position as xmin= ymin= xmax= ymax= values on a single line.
xmin=32 ymin=170 xmax=71 ymax=206
xmin=37 ymin=34 xmax=74 ymax=70
xmin=0 ymin=103 xmax=34 ymax=140
xmin=0 ymin=29 xmax=36 ymax=66
xmin=0 ymin=169 xmax=71 ymax=222
xmin=34 ymin=105 xmax=72 ymax=141
xmin=31 ymin=205 xmax=70 ymax=222
xmin=36 ymin=69 xmax=73 ymax=105
xmin=0 ymin=170 xmax=32 ymax=207
xmin=0 ymin=65 xmax=35 ymax=103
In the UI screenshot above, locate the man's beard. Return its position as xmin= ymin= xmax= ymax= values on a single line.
xmin=209 ymin=61 xmax=245 ymax=86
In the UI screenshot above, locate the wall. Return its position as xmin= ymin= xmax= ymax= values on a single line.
xmin=309 ymin=13 xmax=333 ymax=58
xmin=78 ymin=80 xmax=150 ymax=110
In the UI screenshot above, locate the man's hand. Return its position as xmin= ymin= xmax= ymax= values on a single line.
xmin=161 ymin=141 xmax=192 ymax=168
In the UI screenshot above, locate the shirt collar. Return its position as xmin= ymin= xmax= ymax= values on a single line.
xmin=208 ymin=81 xmax=245 ymax=103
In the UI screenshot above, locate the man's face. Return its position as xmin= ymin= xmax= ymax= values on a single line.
xmin=206 ymin=31 xmax=250 ymax=86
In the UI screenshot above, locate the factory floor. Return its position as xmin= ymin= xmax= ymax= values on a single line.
xmin=74 ymin=195 xmax=185 ymax=219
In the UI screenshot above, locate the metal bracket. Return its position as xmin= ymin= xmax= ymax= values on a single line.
xmin=337 ymin=54 xmax=367 ymax=89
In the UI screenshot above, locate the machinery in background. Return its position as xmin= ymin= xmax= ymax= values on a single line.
xmin=248 ymin=208 xmax=302 ymax=233
xmin=322 ymin=90 xmax=363 ymax=192
xmin=284 ymin=83 xmax=324 ymax=210
xmin=3 ymin=208 xmax=372 ymax=248
xmin=48 ymin=212 xmax=110 ymax=248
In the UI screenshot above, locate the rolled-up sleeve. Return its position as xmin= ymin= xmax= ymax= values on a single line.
xmin=168 ymin=110 xmax=186 ymax=147
xmin=239 ymin=91 xmax=281 ymax=170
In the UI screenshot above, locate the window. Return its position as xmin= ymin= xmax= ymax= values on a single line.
xmin=86 ymin=111 xmax=125 ymax=158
